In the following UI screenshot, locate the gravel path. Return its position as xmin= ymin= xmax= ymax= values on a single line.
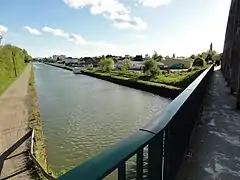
xmin=176 ymin=67 xmax=240 ymax=180
xmin=0 ymin=64 xmax=35 ymax=180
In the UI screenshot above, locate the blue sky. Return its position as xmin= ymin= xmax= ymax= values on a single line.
xmin=0 ymin=0 xmax=231 ymax=58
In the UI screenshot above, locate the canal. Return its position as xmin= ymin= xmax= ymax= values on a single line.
xmin=33 ymin=63 xmax=171 ymax=174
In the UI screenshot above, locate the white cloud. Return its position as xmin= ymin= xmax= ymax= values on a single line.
xmin=42 ymin=26 xmax=68 ymax=37
xmin=0 ymin=25 xmax=8 ymax=35
xmin=63 ymin=0 xmax=147 ymax=30
xmin=136 ymin=0 xmax=172 ymax=8
xmin=42 ymin=26 xmax=115 ymax=48
xmin=24 ymin=26 xmax=41 ymax=35
xmin=68 ymin=34 xmax=86 ymax=45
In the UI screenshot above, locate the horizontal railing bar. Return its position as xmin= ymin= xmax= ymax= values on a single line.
xmin=142 ymin=65 xmax=213 ymax=134
xmin=58 ymin=131 xmax=155 ymax=180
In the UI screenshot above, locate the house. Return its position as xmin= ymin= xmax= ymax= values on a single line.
xmin=162 ymin=58 xmax=194 ymax=69
xmin=131 ymin=61 xmax=144 ymax=70
xmin=115 ymin=60 xmax=144 ymax=70
xmin=81 ymin=57 xmax=99 ymax=66
xmin=52 ymin=55 xmax=66 ymax=62
xmin=65 ymin=57 xmax=79 ymax=66
xmin=133 ymin=55 xmax=143 ymax=61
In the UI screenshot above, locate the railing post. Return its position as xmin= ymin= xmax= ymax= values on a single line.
xmin=118 ymin=162 xmax=126 ymax=180
xmin=148 ymin=132 xmax=163 ymax=180
xmin=163 ymin=125 xmax=170 ymax=180
xmin=136 ymin=148 xmax=144 ymax=180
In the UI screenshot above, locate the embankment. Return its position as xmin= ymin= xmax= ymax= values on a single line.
xmin=82 ymin=70 xmax=182 ymax=99
xmin=44 ymin=62 xmax=73 ymax=71
xmin=28 ymin=64 xmax=54 ymax=177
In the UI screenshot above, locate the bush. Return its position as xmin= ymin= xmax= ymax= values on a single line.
xmin=143 ymin=59 xmax=161 ymax=77
xmin=193 ymin=57 xmax=206 ymax=67
xmin=99 ymin=57 xmax=114 ymax=72
xmin=121 ymin=59 xmax=132 ymax=71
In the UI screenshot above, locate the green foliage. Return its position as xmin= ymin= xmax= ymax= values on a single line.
xmin=54 ymin=169 xmax=69 ymax=177
xmin=0 ymin=44 xmax=28 ymax=94
xmin=152 ymin=51 xmax=158 ymax=60
xmin=143 ymin=59 xmax=160 ymax=77
xmin=165 ymin=55 xmax=170 ymax=60
xmin=121 ymin=59 xmax=132 ymax=71
xmin=152 ymin=51 xmax=163 ymax=61
xmin=190 ymin=54 xmax=196 ymax=59
xmin=99 ymin=57 xmax=115 ymax=72
xmin=158 ymin=54 xmax=163 ymax=61
xmin=193 ymin=57 xmax=206 ymax=67
xmin=83 ymin=67 xmax=205 ymax=90
xmin=200 ymin=52 xmax=208 ymax=60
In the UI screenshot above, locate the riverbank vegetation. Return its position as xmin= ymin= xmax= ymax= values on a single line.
xmin=28 ymin=66 xmax=54 ymax=178
xmin=0 ymin=44 xmax=31 ymax=94
xmin=84 ymin=57 xmax=206 ymax=89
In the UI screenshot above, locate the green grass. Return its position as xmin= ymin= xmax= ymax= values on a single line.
xmin=84 ymin=67 xmax=206 ymax=89
xmin=0 ymin=45 xmax=29 ymax=95
xmin=28 ymin=66 xmax=55 ymax=178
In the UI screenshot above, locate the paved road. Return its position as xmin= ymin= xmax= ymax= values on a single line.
xmin=176 ymin=67 xmax=240 ymax=180
xmin=0 ymin=64 xmax=35 ymax=179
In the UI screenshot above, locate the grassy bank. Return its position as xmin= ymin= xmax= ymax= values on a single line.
xmin=82 ymin=70 xmax=182 ymax=99
xmin=103 ymin=68 xmax=206 ymax=88
xmin=28 ymin=65 xmax=54 ymax=178
xmin=0 ymin=45 xmax=30 ymax=95
xmin=82 ymin=68 xmax=206 ymax=99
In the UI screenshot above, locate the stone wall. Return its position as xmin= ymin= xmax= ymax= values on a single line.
xmin=222 ymin=0 xmax=240 ymax=92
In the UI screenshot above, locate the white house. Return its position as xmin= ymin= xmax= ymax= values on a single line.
xmin=65 ymin=58 xmax=79 ymax=65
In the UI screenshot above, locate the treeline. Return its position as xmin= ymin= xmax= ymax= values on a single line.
xmin=0 ymin=44 xmax=31 ymax=94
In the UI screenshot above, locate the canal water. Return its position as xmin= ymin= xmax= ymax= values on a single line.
xmin=33 ymin=63 xmax=171 ymax=175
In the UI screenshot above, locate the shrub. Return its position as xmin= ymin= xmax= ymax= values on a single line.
xmin=143 ymin=59 xmax=161 ymax=77
xmin=99 ymin=57 xmax=114 ymax=72
xmin=193 ymin=57 xmax=206 ymax=67
xmin=121 ymin=59 xmax=132 ymax=71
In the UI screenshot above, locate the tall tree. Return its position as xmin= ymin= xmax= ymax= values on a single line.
xmin=165 ymin=55 xmax=170 ymax=60
xmin=210 ymin=42 xmax=213 ymax=52
xmin=152 ymin=51 xmax=158 ymax=61
xmin=143 ymin=59 xmax=160 ymax=77
xmin=190 ymin=54 xmax=196 ymax=59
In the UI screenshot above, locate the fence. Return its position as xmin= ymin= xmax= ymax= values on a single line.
xmin=0 ymin=129 xmax=56 ymax=180
xmin=58 ymin=65 xmax=214 ymax=180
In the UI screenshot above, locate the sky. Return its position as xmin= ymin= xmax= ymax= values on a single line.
xmin=0 ymin=0 xmax=232 ymax=58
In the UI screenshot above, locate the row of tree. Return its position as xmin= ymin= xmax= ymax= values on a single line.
xmin=150 ymin=45 xmax=222 ymax=63
xmin=99 ymin=57 xmax=161 ymax=77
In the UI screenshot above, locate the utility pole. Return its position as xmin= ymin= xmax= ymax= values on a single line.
xmin=12 ymin=52 xmax=17 ymax=77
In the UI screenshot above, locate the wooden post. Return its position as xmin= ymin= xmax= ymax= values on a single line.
xmin=12 ymin=52 xmax=17 ymax=77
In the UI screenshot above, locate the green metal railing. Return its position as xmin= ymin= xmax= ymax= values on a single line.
xmin=58 ymin=65 xmax=214 ymax=180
